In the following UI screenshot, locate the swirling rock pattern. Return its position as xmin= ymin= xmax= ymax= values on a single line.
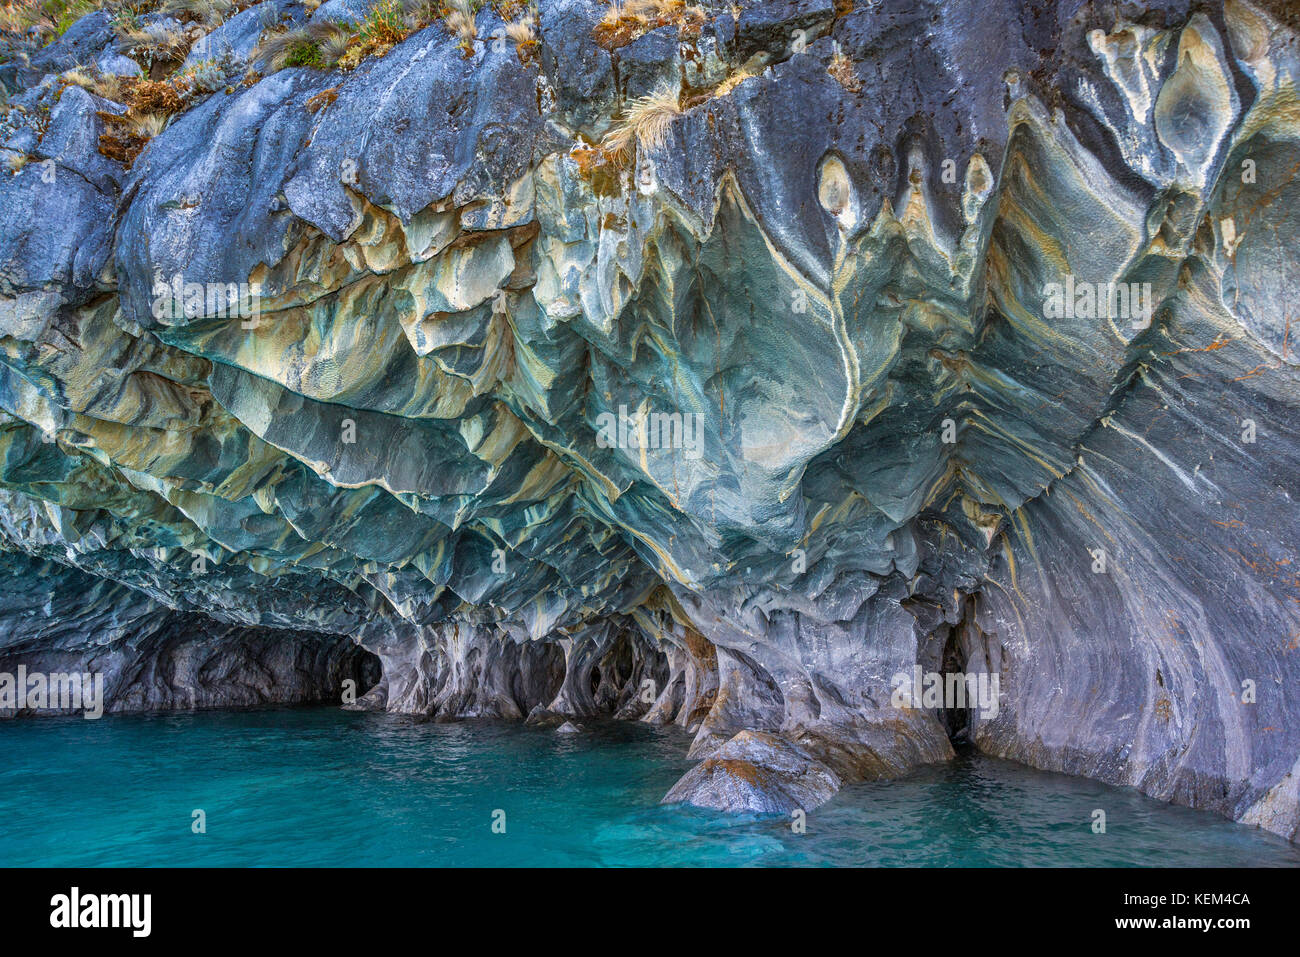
xmin=1 ymin=0 xmax=1298 ymax=837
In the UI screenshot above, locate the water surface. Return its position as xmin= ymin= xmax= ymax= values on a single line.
xmin=1 ymin=708 xmax=1296 ymax=867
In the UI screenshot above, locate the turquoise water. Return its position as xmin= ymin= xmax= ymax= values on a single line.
xmin=1 ymin=707 xmax=1297 ymax=867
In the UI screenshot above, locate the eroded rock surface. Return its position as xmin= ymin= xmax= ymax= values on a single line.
xmin=1 ymin=0 xmax=1298 ymax=838
xmin=0 ymin=551 xmax=378 ymax=715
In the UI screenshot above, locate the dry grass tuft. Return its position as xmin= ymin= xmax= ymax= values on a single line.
xmin=602 ymin=82 xmax=681 ymax=161
xmin=711 ymin=64 xmax=757 ymax=99
xmin=252 ymin=0 xmax=454 ymax=74
xmin=442 ymin=0 xmax=475 ymax=56
xmin=117 ymin=18 xmax=205 ymax=70
xmin=445 ymin=9 xmax=473 ymax=38
xmin=502 ymin=17 xmax=531 ymax=45
xmin=58 ymin=64 xmax=122 ymax=100
xmin=593 ymin=0 xmax=705 ymax=50
xmin=97 ymin=111 xmax=160 ymax=164
xmin=93 ymin=61 xmax=222 ymax=164
xmin=503 ymin=8 xmax=536 ymax=62
xmin=316 ymin=19 xmax=354 ymax=62
xmin=252 ymin=19 xmax=354 ymax=71
xmin=574 ymin=78 xmax=685 ymax=191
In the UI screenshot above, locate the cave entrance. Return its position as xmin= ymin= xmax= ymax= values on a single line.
xmin=940 ymin=622 xmax=971 ymax=746
xmin=936 ymin=594 xmax=988 ymax=748
xmin=347 ymin=646 xmax=383 ymax=701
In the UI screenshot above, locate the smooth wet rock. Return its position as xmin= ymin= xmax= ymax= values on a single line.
xmin=663 ymin=731 xmax=842 ymax=814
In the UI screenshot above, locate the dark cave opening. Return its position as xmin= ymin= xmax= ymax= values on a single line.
xmin=344 ymin=646 xmax=383 ymax=702
xmin=914 ymin=593 xmax=989 ymax=749
xmin=589 ymin=632 xmax=671 ymax=716
xmin=940 ymin=622 xmax=972 ymax=746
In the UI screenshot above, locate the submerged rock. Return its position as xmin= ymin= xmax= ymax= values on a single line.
xmin=0 ymin=0 xmax=1298 ymax=839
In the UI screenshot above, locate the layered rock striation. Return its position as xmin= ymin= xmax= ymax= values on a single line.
xmin=1 ymin=0 xmax=1298 ymax=839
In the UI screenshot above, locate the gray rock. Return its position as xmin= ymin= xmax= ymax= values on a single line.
xmin=22 ymin=11 xmax=116 ymax=87
xmin=96 ymin=51 xmax=143 ymax=77
xmin=34 ymin=85 xmax=126 ymax=194
xmin=663 ymin=730 xmax=842 ymax=814
xmin=730 ymin=0 xmax=834 ymax=61
xmin=0 ymin=139 xmax=116 ymax=296
xmin=2 ymin=128 xmax=39 ymax=154
xmin=613 ymin=26 xmax=680 ymax=100
xmin=183 ymin=3 xmax=282 ymax=71
xmin=537 ymin=0 xmax=614 ymax=132
xmin=310 ymin=0 xmax=386 ymax=23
